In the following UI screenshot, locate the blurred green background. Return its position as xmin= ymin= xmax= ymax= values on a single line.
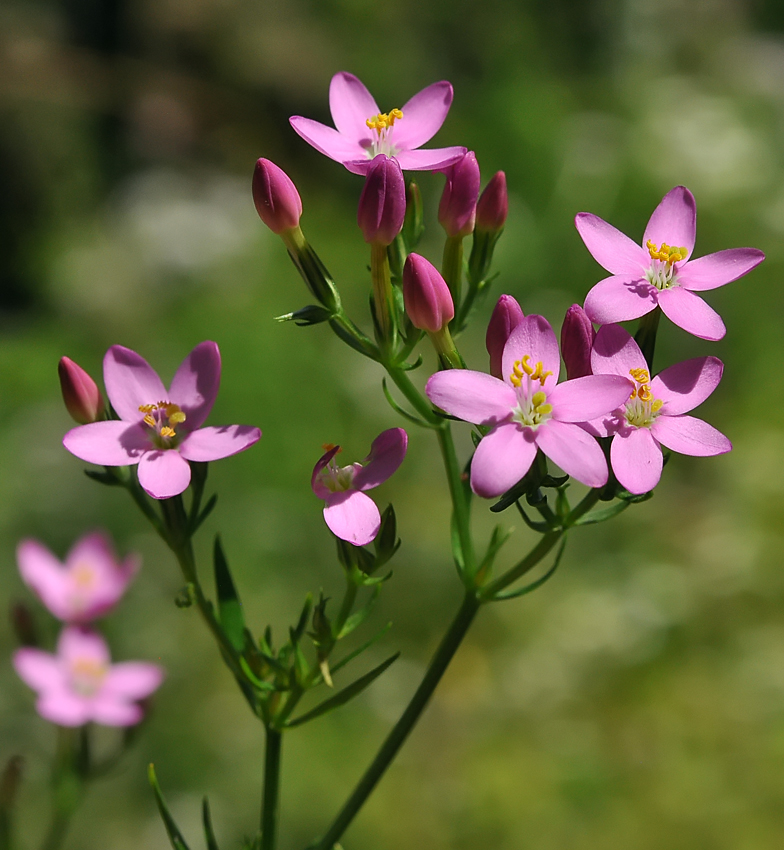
xmin=2 ymin=0 xmax=784 ymax=847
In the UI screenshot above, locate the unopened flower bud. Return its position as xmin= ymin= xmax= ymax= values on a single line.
xmin=403 ymin=254 xmax=455 ymax=333
xmin=486 ymin=295 xmax=524 ymax=378
xmin=357 ymin=155 xmax=406 ymax=245
xmin=561 ymin=304 xmax=595 ymax=379
xmin=438 ymin=151 xmax=480 ymax=238
xmin=476 ymin=171 xmax=508 ymax=233
xmin=252 ymin=158 xmax=303 ymax=234
xmin=58 ymin=357 xmax=104 ymax=424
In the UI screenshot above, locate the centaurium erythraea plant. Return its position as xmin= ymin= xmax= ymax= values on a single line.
xmin=312 ymin=429 xmax=408 ymax=546
xmin=576 ymin=186 xmax=765 ymax=340
xmin=17 ymin=532 xmax=139 ymax=624
xmin=425 ymin=314 xmax=634 ymax=497
xmin=63 ymin=341 xmax=261 ymax=500
xmin=586 ymin=323 xmax=731 ymax=494
xmin=290 ymin=71 xmax=466 ymax=175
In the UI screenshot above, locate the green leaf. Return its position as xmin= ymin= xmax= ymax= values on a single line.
xmin=148 ymin=764 xmax=191 ymax=850
xmin=381 ymin=378 xmax=430 ymax=427
xmin=202 ymin=797 xmax=219 ymax=850
xmin=84 ymin=468 xmax=124 ymax=486
xmin=514 ymin=502 xmax=551 ymax=533
xmin=571 ymin=499 xmax=632 ymax=526
xmin=292 ymin=594 xmax=314 ymax=644
xmin=490 ymin=538 xmax=567 ymax=601
xmin=238 ymin=657 xmax=276 ymax=691
xmin=330 ymin=622 xmax=392 ymax=676
xmin=475 ymin=524 xmax=512 ymax=584
xmin=191 ymin=494 xmax=218 ymax=534
xmin=213 ymin=536 xmax=245 ymax=652
xmin=284 ymin=652 xmax=399 ymax=728
xmin=337 ymin=586 xmax=380 ymax=639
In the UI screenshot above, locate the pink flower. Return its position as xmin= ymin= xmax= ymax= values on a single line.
xmin=290 ymin=72 xmax=466 ymax=176
xmin=312 ymin=429 xmax=408 ymax=546
xmin=13 ymin=626 xmax=163 ymax=727
xmin=576 ymin=186 xmax=765 ymax=340
xmin=588 ymin=324 xmax=731 ymax=494
xmin=17 ymin=532 xmax=139 ymax=623
xmin=63 ymin=342 xmax=261 ymax=500
xmin=426 ymin=315 xmax=633 ymax=497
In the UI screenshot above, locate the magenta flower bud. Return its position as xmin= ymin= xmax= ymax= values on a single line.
xmin=561 ymin=304 xmax=596 ymax=380
xmin=438 ymin=151 xmax=480 ymax=238
xmin=486 ymin=295 xmax=524 ymax=378
xmin=476 ymin=171 xmax=508 ymax=233
xmin=58 ymin=357 xmax=104 ymax=424
xmin=403 ymin=254 xmax=455 ymax=333
xmin=252 ymin=158 xmax=303 ymax=234
xmin=357 ymin=155 xmax=406 ymax=245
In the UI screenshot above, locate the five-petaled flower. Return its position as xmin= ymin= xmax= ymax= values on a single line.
xmin=576 ymin=186 xmax=765 ymax=340
xmin=13 ymin=626 xmax=163 ymax=727
xmin=426 ymin=315 xmax=633 ymax=497
xmin=63 ymin=342 xmax=261 ymax=500
xmin=17 ymin=532 xmax=139 ymax=623
xmin=587 ymin=324 xmax=731 ymax=494
xmin=290 ymin=72 xmax=466 ymax=175
xmin=312 ymin=429 xmax=408 ymax=546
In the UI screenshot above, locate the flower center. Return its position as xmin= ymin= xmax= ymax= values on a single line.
xmin=72 ymin=562 xmax=95 ymax=588
xmin=509 ymin=356 xmax=554 ymax=428
xmin=365 ymin=108 xmax=404 ymax=157
xmin=317 ymin=447 xmax=356 ymax=493
xmin=644 ymin=240 xmax=687 ymax=291
xmin=138 ymin=401 xmax=186 ymax=448
xmin=69 ymin=656 xmax=108 ymax=697
xmin=624 ymin=367 xmax=663 ymax=428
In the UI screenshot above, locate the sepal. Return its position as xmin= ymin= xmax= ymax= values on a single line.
xmin=275 ymin=305 xmax=335 ymax=326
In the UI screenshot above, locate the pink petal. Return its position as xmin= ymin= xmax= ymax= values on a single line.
xmin=393 ymin=147 xmax=467 ymax=172
xmin=103 ymin=345 xmax=167 ymax=423
xmin=657 ymin=287 xmax=726 ymax=340
xmin=392 ymin=81 xmax=454 ymax=150
xmin=63 ymin=421 xmax=150 ymax=466
xmin=89 ymin=696 xmax=143 ymax=726
xmin=610 ymin=428 xmax=663 ymax=494
xmin=677 ymin=248 xmax=765 ymax=292
xmin=548 ymin=375 xmax=633 ymax=422
xmin=37 ymin=689 xmax=92 ymax=727
xmin=535 ymin=420 xmax=608 ymax=487
xmin=470 ymin=423 xmax=538 ymax=498
xmin=501 ymin=315 xmax=561 ymax=388
xmin=103 ymin=662 xmax=164 ymax=700
xmin=137 ymin=450 xmax=192 ymax=499
xmin=13 ymin=648 xmax=64 ymax=691
xmin=425 ymin=370 xmax=516 ymax=425
xmin=652 ymin=357 xmax=723 ymax=415
xmin=323 ymin=490 xmax=381 ymax=546
xmin=311 ymin=445 xmax=341 ymax=498
xmin=169 ymin=341 xmax=221 ymax=430
xmin=650 ymin=415 xmax=732 ymax=457
xmin=178 ymin=425 xmax=261 ymax=462
xmin=17 ymin=541 xmax=71 ymax=621
xmin=584 ymin=276 xmax=658 ymax=324
xmin=643 ymin=186 xmax=696 ymax=259
xmin=66 ymin=532 xmax=115 ymax=573
xmin=289 ymin=117 xmax=367 ymax=163
xmin=354 ymin=428 xmax=408 ymax=491
xmin=574 ymin=213 xmax=648 ymax=275
xmin=329 ymin=72 xmax=379 ymax=141
xmin=58 ymin=626 xmax=110 ymax=666
xmin=591 ymin=324 xmax=648 ymax=377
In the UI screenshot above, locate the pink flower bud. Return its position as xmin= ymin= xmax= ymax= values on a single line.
xmin=403 ymin=254 xmax=455 ymax=333
xmin=58 ymin=357 xmax=104 ymax=424
xmin=357 ymin=155 xmax=406 ymax=245
xmin=438 ymin=151 xmax=480 ymax=238
xmin=561 ymin=304 xmax=595 ymax=380
xmin=486 ymin=295 xmax=524 ymax=378
xmin=476 ymin=171 xmax=508 ymax=233
xmin=252 ymin=158 xmax=303 ymax=234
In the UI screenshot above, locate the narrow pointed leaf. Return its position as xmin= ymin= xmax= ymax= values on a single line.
xmin=330 ymin=623 xmax=393 ymax=676
xmin=192 ymin=494 xmax=218 ymax=534
xmin=571 ymin=499 xmax=632 ymax=526
xmin=292 ymin=594 xmax=314 ymax=644
xmin=490 ymin=538 xmax=567 ymax=601
xmin=381 ymin=378 xmax=430 ymax=427
xmin=337 ymin=586 xmax=380 ymax=639
xmin=514 ymin=502 xmax=551 ymax=533
xmin=238 ymin=657 xmax=276 ymax=691
xmin=213 ymin=536 xmax=245 ymax=652
xmin=148 ymin=764 xmax=191 ymax=850
xmin=284 ymin=652 xmax=400 ymax=728
xmin=202 ymin=797 xmax=219 ymax=850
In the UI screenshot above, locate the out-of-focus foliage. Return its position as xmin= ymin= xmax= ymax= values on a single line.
xmin=2 ymin=0 xmax=784 ymax=847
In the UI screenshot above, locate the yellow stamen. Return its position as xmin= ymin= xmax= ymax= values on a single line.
xmin=366 ymin=108 xmax=404 ymax=135
xmin=138 ymin=404 xmax=155 ymax=413
xmin=637 ymin=385 xmax=653 ymax=402
xmin=629 ymin=368 xmax=650 ymax=384
xmin=143 ymin=414 xmax=156 ymax=428
xmin=169 ymin=411 xmax=186 ymax=425
xmin=646 ymin=240 xmax=688 ymax=265
xmin=160 ymin=426 xmax=176 ymax=438
xmin=509 ymin=355 xmax=553 ymax=387
xmin=322 ymin=443 xmax=341 ymax=453
xmin=652 ymin=399 xmax=664 ymax=412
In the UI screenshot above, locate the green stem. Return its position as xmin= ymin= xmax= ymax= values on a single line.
xmin=39 ymin=729 xmax=82 ymax=850
xmin=480 ymin=530 xmax=562 ymax=599
xmin=261 ymin=728 xmax=282 ymax=850
xmin=385 ymin=366 xmax=441 ymax=425
xmin=307 ymin=591 xmax=481 ymax=850
xmin=566 ymin=488 xmax=603 ymax=527
xmin=371 ymin=243 xmax=397 ymax=352
xmin=634 ymin=307 xmax=661 ymax=372
xmin=441 ymin=235 xmax=464 ymax=308
xmin=435 ymin=425 xmax=476 ymax=577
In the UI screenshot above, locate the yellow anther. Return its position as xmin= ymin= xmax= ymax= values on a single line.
xmin=138 ymin=404 xmax=155 ymax=413
xmin=169 ymin=411 xmax=186 ymax=425
xmin=521 ymin=355 xmax=534 ymax=376
xmin=629 ymin=368 xmax=650 ymax=384
xmin=629 ymin=387 xmax=637 ymax=400
xmin=143 ymin=414 xmax=156 ymax=428
xmin=510 ymin=375 xmax=521 ymax=388
xmin=536 ymin=403 xmax=553 ymax=415
xmin=647 ymin=240 xmax=687 ymax=265
xmin=652 ymin=399 xmax=664 ymax=412
xmin=532 ymin=391 xmax=547 ymax=407
xmin=637 ymin=385 xmax=653 ymax=402
xmin=160 ymin=426 xmax=176 ymax=438
xmin=321 ymin=443 xmax=342 ymax=453
xmin=389 ymin=108 xmax=403 ymax=123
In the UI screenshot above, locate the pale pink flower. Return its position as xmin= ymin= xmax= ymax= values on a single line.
xmin=13 ymin=626 xmax=163 ymax=727
xmin=290 ymin=72 xmax=466 ymax=175
xmin=312 ymin=429 xmax=408 ymax=546
xmin=576 ymin=186 xmax=764 ymax=340
xmin=63 ymin=342 xmax=261 ymax=500
xmin=588 ymin=324 xmax=731 ymax=494
xmin=17 ymin=532 xmax=139 ymax=623
xmin=426 ymin=315 xmax=633 ymax=497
